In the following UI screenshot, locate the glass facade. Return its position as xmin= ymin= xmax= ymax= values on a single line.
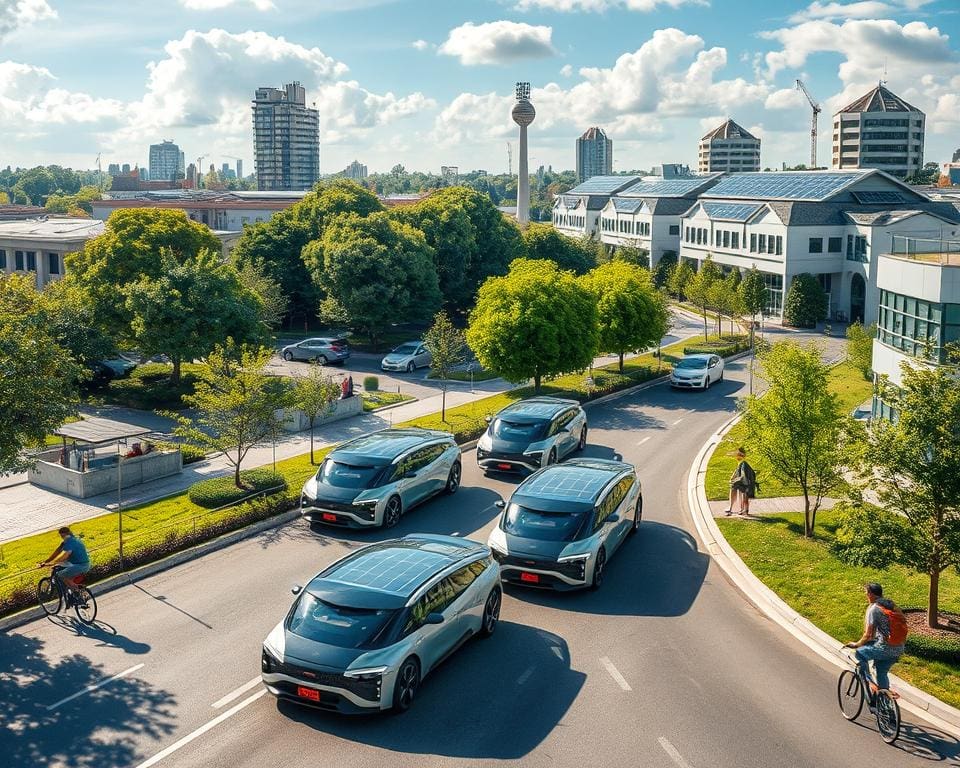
xmin=763 ymin=273 xmax=784 ymax=316
xmin=877 ymin=289 xmax=960 ymax=362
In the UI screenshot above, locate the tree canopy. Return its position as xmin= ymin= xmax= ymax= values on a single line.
xmin=521 ymin=223 xmax=597 ymax=275
xmin=782 ymin=273 xmax=828 ymax=328
xmin=423 ymin=310 xmax=469 ymax=421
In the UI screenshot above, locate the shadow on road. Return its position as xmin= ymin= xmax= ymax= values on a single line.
xmin=0 ymin=633 xmax=175 ymax=767
xmin=274 ymin=621 xmax=583 ymax=759
xmin=43 ymin=614 xmax=152 ymax=655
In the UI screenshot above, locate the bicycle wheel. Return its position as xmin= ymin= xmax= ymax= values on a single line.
xmin=37 ymin=577 xmax=61 ymax=617
xmin=73 ymin=587 xmax=97 ymax=625
xmin=837 ymin=669 xmax=864 ymax=721
xmin=875 ymin=691 xmax=901 ymax=744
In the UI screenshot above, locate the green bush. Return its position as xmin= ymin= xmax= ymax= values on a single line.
xmin=903 ymin=620 xmax=960 ymax=663
xmin=683 ymin=335 xmax=750 ymax=357
xmin=363 ymin=375 xmax=379 ymax=392
xmin=153 ymin=441 xmax=206 ymax=465
xmin=188 ymin=469 xmax=287 ymax=508
xmin=783 ymin=273 xmax=829 ymax=328
xmin=104 ymin=363 xmax=205 ymax=410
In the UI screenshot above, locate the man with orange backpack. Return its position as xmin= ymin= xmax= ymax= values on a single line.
xmin=844 ymin=582 xmax=907 ymax=697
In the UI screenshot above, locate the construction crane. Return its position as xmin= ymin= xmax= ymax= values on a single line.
xmin=795 ymin=79 xmax=821 ymax=169
xmin=195 ymin=154 xmax=208 ymax=187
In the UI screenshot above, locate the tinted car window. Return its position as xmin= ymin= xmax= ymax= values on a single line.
xmin=404 ymin=579 xmax=455 ymax=634
xmin=594 ymin=476 xmax=632 ymax=530
xmin=318 ymin=459 xmax=382 ymax=489
xmin=675 ymin=358 xmax=707 ymax=369
xmin=288 ymin=593 xmax=395 ymax=649
xmin=446 ymin=564 xmax=479 ymax=599
xmin=492 ymin=419 xmax=547 ymax=442
xmin=394 ymin=343 xmax=419 ymax=354
xmin=503 ymin=503 xmax=586 ymax=542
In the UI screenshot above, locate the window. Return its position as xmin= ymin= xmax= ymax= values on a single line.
xmin=762 ymin=273 xmax=784 ymax=316
xmin=775 ymin=236 xmax=783 ymax=256
xmin=47 ymin=253 xmax=60 ymax=275
xmin=809 ymin=237 xmax=823 ymax=253
xmin=722 ymin=231 xmax=730 ymax=248
xmin=766 ymin=237 xmax=776 ymax=255
xmin=846 ymin=234 xmax=868 ymax=262
xmin=877 ymin=289 xmax=959 ymax=362
xmin=446 ymin=565 xmax=479 ymax=600
xmin=14 ymin=251 xmax=24 ymax=271
xmin=750 ymin=233 xmax=757 ymax=253
xmin=669 ymin=225 xmax=679 ymax=236
xmin=0 ymin=249 xmax=5 ymax=269
xmin=828 ymin=237 xmax=842 ymax=253
xmin=758 ymin=234 xmax=766 ymax=253
xmin=405 ymin=580 xmax=455 ymax=634
xmin=732 ymin=232 xmax=740 ymax=250
xmin=26 ymin=252 xmax=36 ymax=271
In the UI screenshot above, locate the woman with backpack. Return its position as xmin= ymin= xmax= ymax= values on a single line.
xmin=725 ymin=447 xmax=756 ymax=516
xmin=844 ymin=582 xmax=908 ymax=694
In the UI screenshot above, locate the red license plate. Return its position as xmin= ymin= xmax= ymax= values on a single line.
xmin=297 ymin=686 xmax=320 ymax=702
xmin=497 ymin=463 xmax=512 ymax=470
xmin=322 ymin=513 xmax=337 ymax=522
xmin=520 ymin=572 xmax=540 ymax=583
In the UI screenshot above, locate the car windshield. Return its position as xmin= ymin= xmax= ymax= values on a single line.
xmin=318 ymin=459 xmax=382 ymax=489
xmin=502 ymin=503 xmax=585 ymax=542
xmin=288 ymin=593 xmax=395 ymax=649
xmin=675 ymin=358 xmax=707 ymax=370
xmin=492 ymin=418 xmax=547 ymax=442
xmin=392 ymin=343 xmax=419 ymax=355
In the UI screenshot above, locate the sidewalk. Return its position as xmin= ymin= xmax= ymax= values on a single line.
xmin=708 ymin=496 xmax=839 ymax=517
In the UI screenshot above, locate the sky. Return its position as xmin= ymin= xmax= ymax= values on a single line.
xmin=1 ymin=0 xmax=958 ymax=177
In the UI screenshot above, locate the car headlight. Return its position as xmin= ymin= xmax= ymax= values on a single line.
xmin=524 ymin=450 xmax=544 ymax=464
xmin=343 ymin=665 xmax=389 ymax=680
xmin=354 ymin=498 xmax=378 ymax=506
xmin=488 ymin=540 xmax=508 ymax=558
xmin=262 ymin=644 xmax=281 ymax=672
xmin=557 ymin=552 xmax=591 ymax=563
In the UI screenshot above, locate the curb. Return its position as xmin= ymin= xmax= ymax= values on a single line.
xmin=0 ymin=509 xmax=301 ymax=634
xmin=686 ymin=416 xmax=960 ymax=738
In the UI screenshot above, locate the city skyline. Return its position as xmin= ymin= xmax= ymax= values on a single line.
xmin=1 ymin=0 xmax=959 ymax=177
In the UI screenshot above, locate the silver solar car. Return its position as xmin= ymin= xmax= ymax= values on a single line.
xmin=301 ymin=428 xmax=461 ymax=528
xmin=262 ymin=534 xmax=502 ymax=714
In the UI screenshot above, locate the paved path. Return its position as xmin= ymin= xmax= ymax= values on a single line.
xmin=709 ymin=496 xmax=839 ymax=517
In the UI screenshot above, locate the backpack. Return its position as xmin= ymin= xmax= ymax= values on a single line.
xmin=878 ymin=603 xmax=909 ymax=646
xmin=741 ymin=462 xmax=757 ymax=497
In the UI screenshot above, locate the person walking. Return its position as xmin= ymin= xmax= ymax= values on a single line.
xmin=725 ymin=447 xmax=755 ymax=516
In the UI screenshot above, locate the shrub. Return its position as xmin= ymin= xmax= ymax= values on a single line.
xmin=904 ymin=623 xmax=960 ymax=663
xmin=105 ymin=363 xmax=204 ymax=410
xmin=683 ymin=335 xmax=750 ymax=357
xmin=153 ymin=441 xmax=206 ymax=465
xmin=782 ymin=273 xmax=828 ymax=328
xmin=652 ymin=251 xmax=677 ymax=289
xmin=363 ymin=375 xmax=379 ymax=392
xmin=188 ymin=469 xmax=287 ymax=508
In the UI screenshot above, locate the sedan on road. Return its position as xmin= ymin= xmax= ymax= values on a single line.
xmin=381 ymin=341 xmax=432 ymax=373
xmin=669 ymin=353 xmax=724 ymax=390
xmin=262 ymin=534 xmax=502 ymax=714
xmin=281 ymin=337 xmax=351 ymax=365
xmin=487 ymin=458 xmax=642 ymax=590
xmin=476 ymin=397 xmax=587 ymax=475
xmin=300 ymin=428 xmax=461 ymax=528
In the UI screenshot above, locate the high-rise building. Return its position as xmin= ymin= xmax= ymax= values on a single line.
xmin=236 ymin=159 xmax=243 ymax=179
xmin=832 ymin=84 xmax=924 ymax=178
xmin=149 ymin=140 xmax=183 ymax=182
xmin=121 ymin=163 xmax=131 ymax=174
xmin=344 ymin=160 xmax=367 ymax=180
xmin=576 ymin=127 xmax=613 ymax=182
xmin=511 ymin=81 xmax=535 ymax=226
xmin=107 ymin=163 xmax=120 ymax=176
xmin=698 ymin=119 xmax=761 ymax=173
xmin=252 ymin=81 xmax=320 ymax=191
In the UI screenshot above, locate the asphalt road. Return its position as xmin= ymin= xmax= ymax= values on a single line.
xmin=4 ymin=357 xmax=955 ymax=768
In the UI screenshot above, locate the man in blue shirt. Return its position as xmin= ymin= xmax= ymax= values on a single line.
xmin=39 ymin=526 xmax=91 ymax=602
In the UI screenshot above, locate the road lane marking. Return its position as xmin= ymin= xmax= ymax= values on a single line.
xmin=672 ymin=417 xmax=685 ymax=426
xmin=517 ymin=666 xmax=535 ymax=685
xmin=599 ymin=657 xmax=631 ymax=691
xmin=46 ymin=663 xmax=145 ymax=711
xmin=636 ymin=436 xmax=651 ymax=447
xmin=135 ymin=689 xmax=267 ymax=768
xmin=212 ymin=677 xmax=262 ymax=709
xmin=658 ymin=737 xmax=696 ymax=768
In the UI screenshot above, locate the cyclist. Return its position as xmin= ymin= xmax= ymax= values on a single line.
xmin=39 ymin=526 xmax=90 ymax=604
xmin=844 ymin=582 xmax=907 ymax=703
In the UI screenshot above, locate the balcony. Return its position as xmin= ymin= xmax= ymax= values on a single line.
xmin=889 ymin=236 xmax=960 ymax=267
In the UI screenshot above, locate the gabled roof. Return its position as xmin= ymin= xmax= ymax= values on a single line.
xmin=565 ymin=175 xmax=641 ymax=196
xmin=843 ymin=209 xmax=958 ymax=227
xmin=611 ymin=198 xmax=644 ymax=214
xmin=836 ymin=84 xmax=921 ymax=115
xmin=619 ymin=174 xmax=723 ymax=199
xmin=702 ymin=170 xmax=873 ymax=202
xmin=579 ymin=126 xmax=608 ymax=141
xmin=701 ymin=119 xmax=757 ymax=142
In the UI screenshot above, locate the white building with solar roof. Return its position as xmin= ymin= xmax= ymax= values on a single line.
xmin=551 ymin=175 xmax=642 ymax=240
xmin=678 ymin=169 xmax=960 ymax=323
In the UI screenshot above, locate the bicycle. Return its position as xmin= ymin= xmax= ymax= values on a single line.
xmin=37 ymin=565 xmax=98 ymax=625
xmin=837 ymin=651 xmax=901 ymax=744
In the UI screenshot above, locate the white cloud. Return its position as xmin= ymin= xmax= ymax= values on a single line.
xmin=412 ymin=39 xmax=430 ymax=51
xmin=439 ymin=21 xmax=555 ymax=66
xmin=0 ymin=0 xmax=55 ymax=39
xmin=560 ymin=64 xmax=573 ymax=77
xmin=179 ymin=0 xmax=276 ymax=11
xmin=788 ymin=0 xmax=931 ymax=24
xmin=514 ymin=0 xmax=707 ymax=12
xmin=764 ymin=87 xmax=809 ymax=110
xmin=0 ymin=61 xmax=126 ymax=125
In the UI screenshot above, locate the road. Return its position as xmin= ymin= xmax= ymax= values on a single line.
xmin=4 ymin=356 xmax=954 ymax=768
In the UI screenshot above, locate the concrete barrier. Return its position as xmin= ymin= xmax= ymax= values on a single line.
xmin=276 ymin=396 xmax=363 ymax=433
xmin=28 ymin=449 xmax=183 ymax=499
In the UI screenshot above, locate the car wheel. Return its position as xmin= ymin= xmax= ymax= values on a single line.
xmin=591 ymin=547 xmax=606 ymax=590
xmin=282 ymin=351 xmax=293 ymax=362
xmin=577 ymin=428 xmax=588 ymax=451
xmin=719 ymin=369 xmax=724 ymax=382
xmin=479 ymin=588 xmax=501 ymax=638
xmin=317 ymin=354 xmax=328 ymax=366
xmin=629 ymin=495 xmax=643 ymax=535
xmin=445 ymin=462 xmax=461 ymax=494
xmin=704 ymin=376 xmax=710 ymax=390
xmin=406 ymin=361 xmax=415 ymax=373
xmin=392 ymin=657 xmax=421 ymax=713
xmin=383 ymin=496 xmax=402 ymax=528
xmin=547 ymin=448 xmax=557 ymax=466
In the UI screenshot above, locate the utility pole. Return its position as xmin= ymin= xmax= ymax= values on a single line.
xmin=507 ymin=142 xmax=513 ymax=177
xmin=795 ymin=79 xmax=821 ymax=169
xmin=95 ymin=153 xmax=103 ymax=191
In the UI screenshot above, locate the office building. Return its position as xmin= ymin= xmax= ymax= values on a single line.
xmin=344 ymin=160 xmax=367 ymax=180
xmin=252 ymin=81 xmax=320 ymax=191
xmin=107 ymin=163 xmax=120 ymax=176
xmin=698 ymin=120 xmax=761 ymax=173
xmin=832 ymin=84 xmax=924 ymax=178
xmin=149 ymin=140 xmax=183 ymax=182
xmin=576 ymin=127 xmax=613 ymax=183
xmin=0 ymin=218 xmax=105 ymax=289
xmin=236 ymin=159 xmax=243 ymax=180
xmin=221 ymin=163 xmax=236 ymax=180
xmin=552 ymin=175 xmax=642 ymax=241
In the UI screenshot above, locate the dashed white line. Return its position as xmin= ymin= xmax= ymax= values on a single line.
xmin=658 ymin=736 xmax=696 ymax=768
xmin=599 ymin=657 xmax=632 ymax=691
xmin=517 ymin=666 xmax=535 ymax=685
xmin=46 ymin=663 xmax=145 ymax=711
xmin=636 ymin=436 xmax=651 ymax=446
xmin=134 ymin=689 xmax=267 ymax=768
xmin=672 ymin=417 xmax=685 ymax=426
xmin=212 ymin=676 xmax=262 ymax=709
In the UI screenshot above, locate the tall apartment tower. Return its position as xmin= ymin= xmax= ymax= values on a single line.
xmin=236 ymin=159 xmax=243 ymax=179
xmin=252 ymin=81 xmax=320 ymax=191
xmin=576 ymin=127 xmax=613 ymax=182
xmin=698 ymin=119 xmax=761 ymax=173
xmin=832 ymin=84 xmax=924 ymax=178
xmin=344 ymin=160 xmax=367 ymax=180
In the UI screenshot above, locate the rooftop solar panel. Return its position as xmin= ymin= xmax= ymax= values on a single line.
xmin=567 ymin=175 xmax=640 ymax=195
xmin=336 ymin=431 xmax=429 ymax=460
xmin=702 ymin=202 xmax=763 ymax=221
xmin=328 ymin=545 xmax=453 ymax=595
xmin=503 ymin=399 xmax=568 ymax=418
xmin=620 ymin=177 xmax=717 ymax=198
xmin=704 ymin=172 xmax=869 ymax=201
xmin=520 ymin=465 xmax=614 ymax=503
xmin=850 ymin=191 xmax=905 ymax=204
xmin=612 ymin=198 xmax=644 ymax=213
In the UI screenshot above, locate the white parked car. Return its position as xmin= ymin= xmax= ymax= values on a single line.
xmin=669 ymin=353 xmax=724 ymax=390
xmin=381 ymin=341 xmax=431 ymax=373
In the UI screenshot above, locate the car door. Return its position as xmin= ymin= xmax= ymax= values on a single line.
xmin=444 ymin=563 xmax=484 ymax=636
xmin=292 ymin=341 xmax=311 ymax=361
xmin=556 ymin=409 xmax=578 ymax=457
xmin=415 ymin=345 xmax=431 ymax=368
xmin=396 ymin=447 xmax=433 ymax=507
xmin=403 ymin=578 xmax=460 ymax=674
xmin=593 ymin=481 xmax=628 ymax=555
xmin=708 ymin=355 xmax=721 ymax=383
xmin=420 ymin=443 xmax=451 ymax=498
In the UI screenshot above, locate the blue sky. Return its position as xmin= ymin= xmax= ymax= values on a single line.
xmin=1 ymin=0 xmax=958 ymax=176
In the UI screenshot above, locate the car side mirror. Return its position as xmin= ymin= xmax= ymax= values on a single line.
xmin=484 ymin=415 xmax=492 ymax=424
xmin=494 ymin=500 xmax=505 ymax=509
xmin=425 ymin=612 xmax=445 ymax=625
xmin=291 ymin=584 xmax=302 ymax=595
xmin=403 ymin=470 xmax=418 ymax=479
xmin=608 ymin=514 xmax=620 ymax=524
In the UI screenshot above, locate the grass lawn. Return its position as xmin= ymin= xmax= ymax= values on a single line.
xmin=360 ymin=391 xmax=414 ymax=412
xmin=705 ymin=361 xmax=873 ymax=501
xmin=427 ymin=367 xmax=500 ymax=383
xmin=717 ymin=510 xmax=960 ymax=708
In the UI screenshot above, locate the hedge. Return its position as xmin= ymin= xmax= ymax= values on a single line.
xmin=101 ymin=362 xmax=206 ymax=410
xmin=154 ymin=441 xmax=206 ymax=465
xmin=682 ymin=335 xmax=751 ymax=357
xmin=188 ymin=469 xmax=287 ymax=508
xmin=901 ymin=609 xmax=960 ymax=663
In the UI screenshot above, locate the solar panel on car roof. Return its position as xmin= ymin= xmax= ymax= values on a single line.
xmin=850 ymin=191 xmax=904 ymax=204
xmin=522 ymin=465 xmax=612 ymax=502
xmin=330 ymin=547 xmax=453 ymax=595
xmin=702 ymin=202 xmax=763 ymax=221
xmin=339 ymin=432 xmax=424 ymax=458
xmin=507 ymin=401 xmax=563 ymax=417
xmin=705 ymin=172 xmax=866 ymax=201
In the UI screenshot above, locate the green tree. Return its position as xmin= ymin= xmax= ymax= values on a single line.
xmin=305 ymin=212 xmax=441 ymax=344
xmin=292 ymin=364 xmax=341 ymax=464
xmin=423 ymin=310 xmax=469 ymax=421
xmin=40 ymin=278 xmax=116 ymax=369
xmin=741 ymin=341 xmax=846 ymax=537
xmin=684 ymin=257 xmax=721 ymax=341
xmin=782 ymin=273 xmax=828 ymax=328
xmin=666 ymin=260 xmax=694 ymax=301
xmin=835 ymin=357 xmax=960 ymax=627
xmin=739 ymin=266 xmax=768 ymax=343
xmin=612 ymin=245 xmax=649 ymax=268
xmin=521 ymin=223 xmax=597 ymax=275
xmin=235 ymin=259 xmax=289 ymax=330
xmin=0 ymin=275 xmax=80 ymax=471
xmin=845 ymin=321 xmax=876 ymax=380
xmin=124 ymin=250 xmax=264 ymax=383
xmin=652 ymin=251 xmax=677 ymax=289
xmin=582 ymin=261 xmax=669 ymax=373
xmin=709 ymin=271 xmax=743 ymax=336
xmin=169 ymin=345 xmax=289 ymax=488
xmin=467 ymin=258 xmax=598 ymax=392
xmin=44 ymin=185 xmax=101 ymax=215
